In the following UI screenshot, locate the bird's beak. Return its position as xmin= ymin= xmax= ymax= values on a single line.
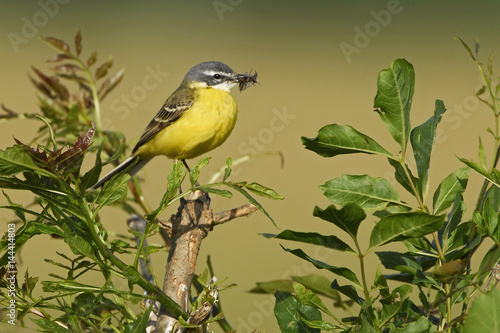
xmin=234 ymin=71 xmax=258 ymax=92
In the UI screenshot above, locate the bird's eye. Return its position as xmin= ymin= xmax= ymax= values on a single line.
xmin=213 ymin=74 xmax=222 ymax=79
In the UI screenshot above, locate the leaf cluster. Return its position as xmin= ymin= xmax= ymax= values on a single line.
xmin=259 ymin=45 xmax=500 ymax=332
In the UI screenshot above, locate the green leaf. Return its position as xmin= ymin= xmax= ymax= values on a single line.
xmin=251 ymin=276 xmax=341 ymax=301
xmin=225 ymin=182 xmax=277 ymax=226
xmin=380 ymin=300 xmax=405 ymax=327
xmin=374 ymin=58 xmax=415 ymax=152
xmin=293 ymin=282 xmax=337 ymax=319
xmin=0 ymin=222 xmax=63 ymax=267
xmin=80 ymin=150 xmax=102 ymax=191
xmin=146 ymin=161 xmax=185 ymax=221
xmin=274 ymin=291 xmax=321 ymax=333
xmin=432 ymin=167 xmax=469 ymax=215
xmin=369 ymin=212 xmax=445 ymax=250
xmin=237 ymin=181 xmax=284 ymax=200
xmin=479 ymin=137 xmax=487 ymax=169
xmin=373 ymin=204 xmax=411 ymax=218
xmin=95 ymin=173 xmax=130 ymax=211
xmin=477 ymin=244 xmax=500 ymax=285
xmin=282 ymin=246 xmax=361 ymax=287
xmin=410 ymin=100 xmax=447 ymax=199
xmin=312 ymin=203 xmax=366 ymax=240
xmin=63 ymin=224 xmax=99 ymax=262
xmin=42 ymin=280 xmax=101 ymax=293
xmin=446 ymin=222 xmax=473 ymax=251
xmin=295 ymin=317 xmax=338 ymax=331
xmin=262 ymin=230 xmax=355 ymax=253
xmin=376 ymin=251 xmax=422 ymax=276
xmin=320 ymin=174 xmax=404 ymax=211
xmin=331 ymin=280 xmax=360 ymax=303
xmin=459 ymin=157 xmax=500 ymax=188
xmin=463 ymin=288 xmax=500 ymax=333
xmin=223 ymin=156 xmax=232 ymax=181
xmin=32 ymin=318 xmax=71 ymax=333
xmin=292 ymin=275 xmax=341 ymax=300
xmin=397 ymin=316 xmax=434 ymax=333
xmin=251 ymin=279 xmax=294 ymax=294
xmin=441 ymin=193 xmax=465 ymax=246
xmin=2 ymin=191 xmax=26 ymax=221
xmin=195 ymin=185 xmax=232 ymax=198
xmin=0 ymin=145 xmax=55 ymax=178
xmin=301 ymin=124 xmax=393 ymax=158
xmin=388 ymin=159 xmax=421 ymax=197
xmin=189 ymin=156 xmax=210 ymax=187
xmin=483 ymin=197 xmax=499 ymax=240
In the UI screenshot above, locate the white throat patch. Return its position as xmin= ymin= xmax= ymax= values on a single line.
xmin=212 ymin=81 xmax=237 ymax=92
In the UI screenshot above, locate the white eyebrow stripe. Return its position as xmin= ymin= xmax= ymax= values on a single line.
xmin=203 ymin=70 xmax=233 ymax=77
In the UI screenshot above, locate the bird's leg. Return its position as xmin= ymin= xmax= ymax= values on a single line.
xmin=181 ymin=160 xmax=200 ymax=187
xmin=180 ymin=159 xmax=211 ymax=214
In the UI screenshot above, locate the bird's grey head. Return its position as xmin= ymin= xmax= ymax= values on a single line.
xmin=185 ymin=61 xmax=238 ymax=92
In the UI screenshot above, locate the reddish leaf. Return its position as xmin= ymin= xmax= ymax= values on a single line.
xmin=46 ymin=54 xmax=71 ymax=63
xmin=49 ymin=76 xmax=70 ymax=101
xmin=74 ymin=29 xmax=82 ymax=56
xmin=14 ymin=138 xmax=52 ymax=165
xmin=98 ymin=68 xmax=125 ymax=100
xmin=94 ymin=57 xmax=113 ymax=79
xmin=29 ymin=76 xmax=52 ymax=98
xmin=53 ymin=126 xmax=94 ymax=174
xmin=87 ymin=52 xmax=97 ymax=67
xmin=32 ymin=66 xmax=53 ymax=87
xmin=14 ymin=126 xmax=94 ymax=178
xmin=1 ymin=104 xmax=18 ymax=119
xmin=52 ymin=63 xmax=83 ymax=72
xmin=57 ymin=72 xmax=89 ymax=84
xmin=78 ymin=82 xmax=92 ymax=94
xmin=32 ymin=67 xmax=70 ymax=101
xmin=40 ymin=36 xmax=70 ymax=53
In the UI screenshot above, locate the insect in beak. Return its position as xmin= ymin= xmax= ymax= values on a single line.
xmin=235 ymin=70 xmax=258 ymax=92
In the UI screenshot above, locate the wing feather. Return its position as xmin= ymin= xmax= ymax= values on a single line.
xmin=132 ymin=86 xmax=194 ymax=153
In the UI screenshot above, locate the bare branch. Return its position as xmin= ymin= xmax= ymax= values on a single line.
xmin=213 ymin=204 xmax=259 ymax=225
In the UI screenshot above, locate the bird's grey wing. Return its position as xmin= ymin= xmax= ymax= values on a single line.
xmin=132 ymin=87 xmax=194 ymax=153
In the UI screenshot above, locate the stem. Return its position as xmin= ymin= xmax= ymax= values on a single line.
xmin=72 ymin=55 xmax=102 ymax=132
xmin=400 ymin=160 xmax=427 ymax=211
xmin=359 ymin=254 xmax=370 ymax=300
xmin=445 ymin=283 xmax=452 ymax=333
xmin=354 ymin=238 xmax=370 ymax=300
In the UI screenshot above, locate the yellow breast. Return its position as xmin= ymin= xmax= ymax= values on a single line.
xmin=138 ymin=87 xmax=238 ymax=160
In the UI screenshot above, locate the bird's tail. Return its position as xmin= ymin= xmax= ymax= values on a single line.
xmin=90 ymin=155 xmax=152 ymax=189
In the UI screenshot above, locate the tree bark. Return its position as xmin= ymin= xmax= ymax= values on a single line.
xmin=153 ymin=190 xmax=258 ymax=332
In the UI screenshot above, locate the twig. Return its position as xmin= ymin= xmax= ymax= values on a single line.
xmin=213 ymin=203 xmax=258 ymax=225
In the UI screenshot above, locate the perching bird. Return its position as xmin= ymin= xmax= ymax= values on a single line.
xmin=91 ymin=61 xmax=257 ymax=189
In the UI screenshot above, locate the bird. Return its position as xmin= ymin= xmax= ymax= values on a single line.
xmin=91 ymin=61 xmax=258 ymax=189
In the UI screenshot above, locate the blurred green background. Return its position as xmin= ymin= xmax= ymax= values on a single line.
xmin=1 ymin=0 xmax=499 ymax=332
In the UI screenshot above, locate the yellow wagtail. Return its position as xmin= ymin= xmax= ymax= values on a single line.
xmin=91 ymin=61 xmax=258 ymax=188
